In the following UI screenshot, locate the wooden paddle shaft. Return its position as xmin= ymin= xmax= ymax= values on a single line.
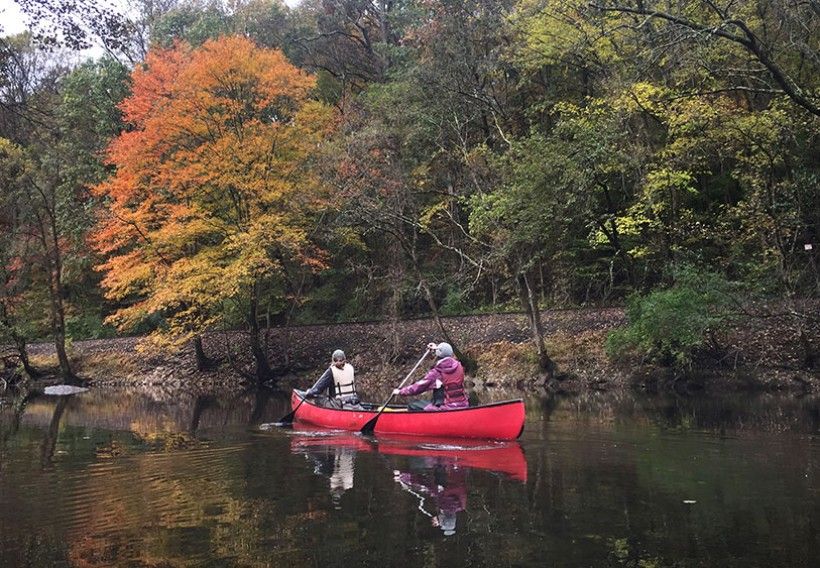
xmin=382 ymin=349 xmax=431 ymax=410
xmin=361 ymin=349 xmax=432 ymax=434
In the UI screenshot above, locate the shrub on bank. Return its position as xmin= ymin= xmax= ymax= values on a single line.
xmin=606 ymin=267 xmax=737 ymax=367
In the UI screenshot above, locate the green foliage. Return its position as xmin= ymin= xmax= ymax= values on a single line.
xmin=440 ymin=287 xmax=469 ymax=316
xmin=149 ymin=0 xmax=291 ymax=51
xmin=65 ymin=312 xmax=116 ymax=340
xmin=607 ymin=267 xmax=738 ymax=366
xmin=150 ymin=4 xmax=230 ymax=48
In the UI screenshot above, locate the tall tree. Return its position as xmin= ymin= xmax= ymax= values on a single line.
xmin=0 ymin=136 xmax=79 ymax=381
xmin=287 ymin=0 xmax=410 ymax=97
xmin=93 ymin=36 xmax=336 ymax=381
xmin=0 ymin=37 xmax=124 ymax=383
xmin=0 ymin=139 xmax=46 ymax=379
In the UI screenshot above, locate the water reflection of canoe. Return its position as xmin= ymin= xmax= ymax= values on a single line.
xmin=376 ymin=435 xmax=528 ymax=482
xmin=290 ymin=428 xmax=528 ymax=482
xmin=290 ymin=390 xmax=525 ymax=440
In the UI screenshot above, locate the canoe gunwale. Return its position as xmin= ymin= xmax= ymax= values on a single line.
xmin=292 ymin=389 xmax=524 ymax=414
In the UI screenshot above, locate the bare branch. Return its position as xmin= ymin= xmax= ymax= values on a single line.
xmin=589 ymin=2 xmax=820 ymax=116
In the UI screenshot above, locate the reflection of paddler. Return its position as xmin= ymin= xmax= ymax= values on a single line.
xmin=394 ymin=459 xmax=467 ymax=537
xmin=329 ymin=447 xmax=355 ymax=505
xmin=293 ymin=435 xmax=358 ymax=509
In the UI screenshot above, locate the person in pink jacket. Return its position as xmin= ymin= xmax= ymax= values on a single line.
xmin=393 ymin=342 xmax=469 ymax=411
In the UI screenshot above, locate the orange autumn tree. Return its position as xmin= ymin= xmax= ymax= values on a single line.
xmin=92 ymin=36 xmax=336 ymax=380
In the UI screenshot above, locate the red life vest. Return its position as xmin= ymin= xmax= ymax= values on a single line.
xmin=439 ymin=361 xmax=467 ymax=407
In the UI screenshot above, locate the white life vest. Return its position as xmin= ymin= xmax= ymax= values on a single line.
xmin=330 ymin=363 xmax=356 ymax=398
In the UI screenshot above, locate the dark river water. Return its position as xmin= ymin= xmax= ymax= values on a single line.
xmin=1 ymin=387 xmax=818 ymax=567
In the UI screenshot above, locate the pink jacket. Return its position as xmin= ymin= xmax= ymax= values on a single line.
xmin=399 ymin=357 xmax=468 ymax=410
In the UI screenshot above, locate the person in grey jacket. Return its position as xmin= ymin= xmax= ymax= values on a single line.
xmin=305 ymin=349 xmax=361 ymax=409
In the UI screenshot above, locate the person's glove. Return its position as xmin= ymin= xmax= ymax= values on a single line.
xmin=426 ymin=342 xmax=437 ymax=351
xmin=392 ymin=388 xmax=401 ymax=396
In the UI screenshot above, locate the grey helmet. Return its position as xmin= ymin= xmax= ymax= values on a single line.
xmin=332 ymin=349 xmax=346 ymax=362
xmin=434 ymin=342 xmax=453 ymax=359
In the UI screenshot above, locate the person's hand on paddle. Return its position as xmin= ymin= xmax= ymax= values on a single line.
xmin=426 ymin=342 xmax=437 ymax=351
xmin=392 ymin=388 xmax=401 ymax=396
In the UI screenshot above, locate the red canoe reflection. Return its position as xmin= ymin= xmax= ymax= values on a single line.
xmin=290 ymin=427 xmax=527 ymax=482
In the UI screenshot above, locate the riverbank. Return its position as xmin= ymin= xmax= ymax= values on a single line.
xmin=12 ymin=305 xmax=820 ymax=395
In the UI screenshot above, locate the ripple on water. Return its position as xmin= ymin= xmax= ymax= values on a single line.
xmin=4 ymin=441 xmax=255 ymax=542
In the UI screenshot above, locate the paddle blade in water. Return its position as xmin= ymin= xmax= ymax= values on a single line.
xmin=274 ymin=419 xmax=295 ymax=428
xmin=276 ymin=391 xmax=307 ymax=427
xmin=359 ymin=415 xmax=379 ymax=434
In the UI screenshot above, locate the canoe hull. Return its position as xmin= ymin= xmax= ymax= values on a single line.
xmin=290 ymin=390 xmax=525 ymax=440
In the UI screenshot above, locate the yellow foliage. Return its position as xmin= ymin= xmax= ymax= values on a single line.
xmin=93 ymin=36 xmax=338 ymax=345
xmin=511 ymin=0 xmax=629 ymax=69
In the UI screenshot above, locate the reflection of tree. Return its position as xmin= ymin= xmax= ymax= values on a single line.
xmin=188 ymin=394 xmax=217 ymax=435
xmin=12 ymin=388 xmax=291 ymax=434
xmin=1 ymin=390 xmax=37 ymax=443
xmin=248 ymin=388 xmax=271 ymax=426
xmin=40 ymin=396 xmax=68 ymax=469
xmin=393 ymin=459 xmax=467 ymax=537
xmin=5 ymin=387 xmax=819 ymax=567
xmin=540 ymin=391 xmax=820 ymax=435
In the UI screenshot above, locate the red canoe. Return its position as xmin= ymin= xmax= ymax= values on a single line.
xmin=289 ymin=390 xmax=525 ymax=440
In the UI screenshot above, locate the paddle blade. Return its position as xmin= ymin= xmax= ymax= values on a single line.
xmin=276 ymin=390 xmax=306 ymax=427
xmin=275 ymin=412 xmax=296 ymax=427
xmin=360 ymin=402 xmax=389 ymax=434
xmin=359 ymin=415 xmax=379 ymax=434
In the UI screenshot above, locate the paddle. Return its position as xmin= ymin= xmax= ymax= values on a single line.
xmin=277 ymin=389 xmax=310 ymax=427
xmin=360 ymin=349 xmax=431 ymax=435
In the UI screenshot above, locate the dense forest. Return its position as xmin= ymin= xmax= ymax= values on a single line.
xmin=1 ymin=0 xmax=818 ymax=384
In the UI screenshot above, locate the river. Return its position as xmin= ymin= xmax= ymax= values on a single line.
xmin=0 ymin=387 xmax=817 ymax=567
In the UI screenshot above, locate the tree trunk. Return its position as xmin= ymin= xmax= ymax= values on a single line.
xmin=34 ymin=208 xmax=76 ymax=382
xmin=411 ymin=256 xmax=477 ymax=374
xmin=516 ymin=272 xmax=556 ymax=378
xmin=50 ymin=292 xmax=77 ymax=383
xmin=597 ymin=181 xmax=637 ymax=288
xmin=248 ymin=286 xmax=273 ymax=382
xmin=193 ymin=335 xmax=218 ymax=372
xmin=387 ymin=239 xmax=405 ymax=359
xmin=11 ymin=332 xmax=40 ymax=378
xmin=249 ymin=388 xmax=271 ymax=425
xmin=418 ymin=273 xmax=452 ymax=345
